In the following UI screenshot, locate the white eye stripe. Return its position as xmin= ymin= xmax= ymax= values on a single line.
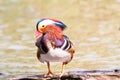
xmin=39 ymin=20 xmax=55 ymax=26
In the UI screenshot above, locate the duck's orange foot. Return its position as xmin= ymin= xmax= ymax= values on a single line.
xmin=44 ymin=72 xmax=54 ymax=77
xmin=56 ymin=72 xmax=68 ymax=77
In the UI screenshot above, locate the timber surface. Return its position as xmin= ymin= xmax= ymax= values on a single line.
xmin=8 ymin=69 xmax=120 ymax=80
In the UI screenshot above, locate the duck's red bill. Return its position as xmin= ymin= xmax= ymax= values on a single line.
xmin=35 ymin=31 xmax=41 ymax=38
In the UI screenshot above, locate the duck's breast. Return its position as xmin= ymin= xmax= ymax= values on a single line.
xmin=40 ymin=48 xmax=71 ymax=63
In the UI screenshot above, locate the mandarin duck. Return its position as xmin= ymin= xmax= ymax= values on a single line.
xmin=35 ymin=18 xmax=75 ymax=77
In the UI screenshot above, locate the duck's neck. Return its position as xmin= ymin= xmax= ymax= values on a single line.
xmin=43 ymin=30 xmax=63 ymax=40
xmin=43 ymin=32 xmax=64 ymax=47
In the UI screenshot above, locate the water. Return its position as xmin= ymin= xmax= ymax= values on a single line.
xmin=0 ymin=0 xmax=120 ymax=80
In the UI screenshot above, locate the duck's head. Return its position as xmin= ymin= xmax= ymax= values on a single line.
xmin=35 ymin=18 xmax=67 ymax=38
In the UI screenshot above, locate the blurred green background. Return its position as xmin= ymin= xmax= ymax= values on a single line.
xmin=0 ymin=0 xmax=120 ymax=79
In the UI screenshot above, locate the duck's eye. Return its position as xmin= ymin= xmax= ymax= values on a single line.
xmin=42 ymin=25 xmax=45 ymax=27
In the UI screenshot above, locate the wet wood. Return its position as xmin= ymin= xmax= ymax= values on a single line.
xmin=9 ymin=69 xmax=120 ymax=80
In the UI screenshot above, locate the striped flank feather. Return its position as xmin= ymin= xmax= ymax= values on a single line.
xmin=60 ymin=35 xmax=72 ymax=51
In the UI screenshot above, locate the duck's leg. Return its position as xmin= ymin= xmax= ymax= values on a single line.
xmin=44 ymin=62 xmax=54 ymax=77
xmin=60 ymin=63 xmax=66 ymax=77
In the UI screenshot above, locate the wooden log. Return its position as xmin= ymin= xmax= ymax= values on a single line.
xmin=8 ymin=69 xmax=120 ymax=80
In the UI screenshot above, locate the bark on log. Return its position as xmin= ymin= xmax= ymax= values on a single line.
xmin=9 ymin=69 xmax=120 ymax=80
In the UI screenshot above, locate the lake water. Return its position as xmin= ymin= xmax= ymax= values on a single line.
xmin=0 ymin=0 xmax=120 ymax=80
